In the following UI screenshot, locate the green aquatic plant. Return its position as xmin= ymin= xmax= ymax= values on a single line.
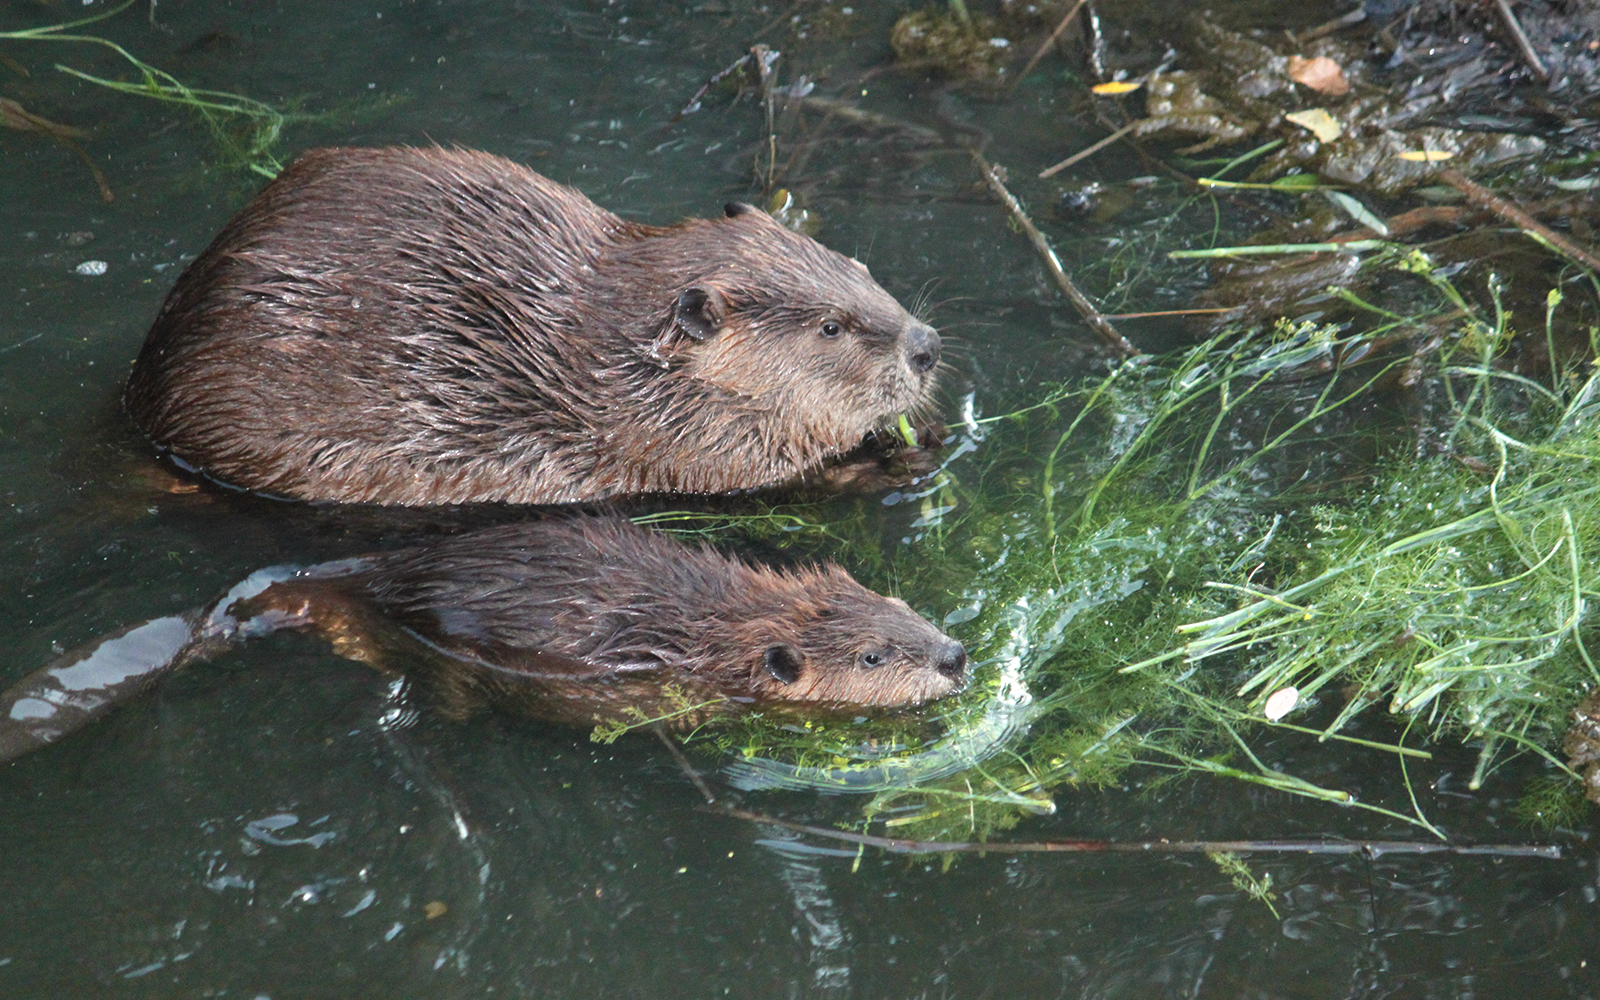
xmin=1160 ymin=344 xmax=1600 ymax=789
xmin=588 ymin=685 xmax=730 ymax=745
xmin=1513 ymin=773 xmax=1589 ymax=830
xmin=1 ymin=0 xmax=399 ymax=177
xmin=1207 ymin=850 xmax=1280 ymax=918
xmin=656 ymin=320 xmax=1406 ymax=827
xmin=654 ymin=251 xmax=1600 ymax=840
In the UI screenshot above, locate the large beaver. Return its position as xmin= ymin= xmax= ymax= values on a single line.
xmin=0 ymin=518 xmax=967 ymax=764
xmin=124 ymin=146 xmax=943 ymax=505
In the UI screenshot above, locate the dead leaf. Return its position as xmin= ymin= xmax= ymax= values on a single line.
xmin=1091 ymin=80 xmax=1141 ymax=95
xmin=1284 ymin=108 xmax=1342 ymax=143
xmin=0 ymin=98 xmax=88 ymax=140
xmin=1398 ymin=150 xmax=1454 ymax=162
xmin=1286 ymin=55 xmax=1350 ymax=96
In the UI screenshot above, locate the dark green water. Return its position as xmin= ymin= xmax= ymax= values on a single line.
xmin=1 ymin=2 xmax=1596 ymax=997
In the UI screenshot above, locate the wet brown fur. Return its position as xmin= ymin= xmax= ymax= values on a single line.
xmin=124 ymin=147 xmax=942 ymax=505
xmin=331 ymin=517 xmax=968 ymax=720
xmin=0 ymin=519 xmax=966 ymax=763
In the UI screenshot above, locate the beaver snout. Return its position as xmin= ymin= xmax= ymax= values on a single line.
xmin=906 ymin=323 xmax=941 ymax=374
xmin=936 ymin=640 xmax=968 ymax=683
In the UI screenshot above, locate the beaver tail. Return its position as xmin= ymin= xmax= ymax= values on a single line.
xmin=0 ymin=565 xmax=305 ymax=765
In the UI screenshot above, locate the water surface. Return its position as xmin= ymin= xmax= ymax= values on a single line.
xmin=1 ymin=2 xmax=1595 ymax=997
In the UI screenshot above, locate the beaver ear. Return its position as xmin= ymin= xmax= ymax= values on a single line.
xmin=764 ymin=644 xmax=802 ymax=685
xmin=673 ymin=287 xmax=720 ymax=341
xmin=724 ymin=202 xmax=759 ymax=218
xmin=648 ymin=287 xmax=726 ymax=365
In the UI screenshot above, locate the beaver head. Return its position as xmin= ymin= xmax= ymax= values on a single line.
xmin=586 ymin=203 xmax=943 ymax=490
xmin=650 ymin=204 xmax=938 ymax=421
xmin=690 ymin=564 xmax=968 ymax=709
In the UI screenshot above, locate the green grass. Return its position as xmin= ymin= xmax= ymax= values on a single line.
xmin=3 ymin=0 xmax=401 ymax=178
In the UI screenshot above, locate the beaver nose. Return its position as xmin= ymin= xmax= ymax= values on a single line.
xmin=906 ymin=323 xmax=941 ymax=374
xmin=935 ymin=640 xmax=967 ymax=681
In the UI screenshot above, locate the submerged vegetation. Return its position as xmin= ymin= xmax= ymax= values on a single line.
xmin=2 ymin=0 xmax=399 ymax=180
xmin=657 ymin=251 xmax=1600 ymax=840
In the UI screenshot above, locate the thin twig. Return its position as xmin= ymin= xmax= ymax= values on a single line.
xmin=1493 ymin=0 xmax=1549 ymax=82
xmin=1013 ymin=0 xmax=1089 ymax=88
xmin=776 ymin=95 xmax=946 ymax=184
xmin=1438 ymin=167 xmax=1600 ymax=274
xmin=670 ymin=50 xmax=753 ymax=123
xmin=0 ymin=97 xmax=112 ymax=202
xmin=971 ymin=150 xmax=1138 ymax=357
xmin=752 ymin=44 xmax=780 ymax=194
xmin=1327 ymin=205 xmax=1468 ymax=244
xmin=750 ymin=0 xmax=808 ymax=41
xmin=1039 ymin=121 xmax=1137 ymax=178
xmin=717 ymin=805 xmax=1561 ymax=859
xmin=1101 ymin=307 xmax=1235 ymax=319
xmin=652 ymin=724 xmax=717 ymax=805
xmin=794 ymin=95 xmax=942 ymax=144
xmin=1090 ymin=106 xmax=1290 ymax=226
xmin=1291 ymin=6 xmax=1368 ymax=45
xmin=52 ymin=132 xmax=112 ymax=203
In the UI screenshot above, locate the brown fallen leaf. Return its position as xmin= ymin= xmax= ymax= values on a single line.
xmin=0 ymin=97 xmax=88 ymax=139
xmin=1286 ymin=54 xmax=1350 ymax=97
xmin=0 ymin=98 xmax=113 ymax=203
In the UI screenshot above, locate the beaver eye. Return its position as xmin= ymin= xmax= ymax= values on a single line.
xmin=859 ymin=648 xmax=890 ymax=669
xmin=820 ymin=321 xmax=843 ymax=339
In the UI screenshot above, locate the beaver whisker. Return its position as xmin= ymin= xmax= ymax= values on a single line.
xmin=909 ymin=277 xmax=946 ymax=324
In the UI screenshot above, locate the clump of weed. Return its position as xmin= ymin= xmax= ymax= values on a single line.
xmin=651 ymin=253 xmax=1597 ymax=840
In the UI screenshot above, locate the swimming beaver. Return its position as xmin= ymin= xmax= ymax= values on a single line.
xmin=0 ymin=518 xmax=967 ymax=764
xmin=124 ymin=146 xmax=943 ymax=505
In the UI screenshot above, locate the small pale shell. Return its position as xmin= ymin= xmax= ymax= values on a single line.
xmin=1263 ymin=686 xmax=1299 ymax=721
xmin=74 ymin=259 xmax=108 ymax=276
